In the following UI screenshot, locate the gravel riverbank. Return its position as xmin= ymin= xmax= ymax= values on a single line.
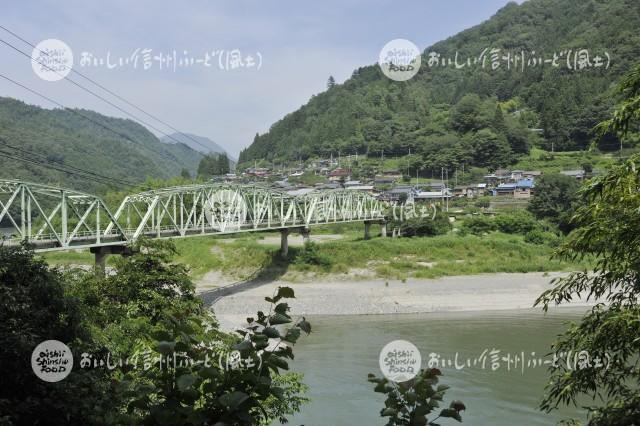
xmin=209 ymin=272 xmax=596 ymax=331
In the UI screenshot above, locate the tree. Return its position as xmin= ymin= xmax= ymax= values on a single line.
xmin=197 ymin=154 xmax=217 ymax=178
xmin=217 ymin=153 xmax=230 ymax=175
xmin=0 ymin=240 xmax=312 ymax=425
xmin=450 ymin=94 xmax=483 ymax=133
xmin=536 ymin=63 xmax=640 ymax=425
xmin=527 ymin=173 xmax=580 ymax=234
xmin=492 ymin=104 xmax=506 ymax=135
xmin=327 ymin=75 xmax=336 ymax=89
xmin=469 ymin=129 xmax=512 ymax=170
xmin=0 ymin=244 xmax=120 ymax=424
xmin=197 ymin=153 xmax=229 ymax=178
xmin=395 ymin=211 xmax=451 ymax=237
xmin=504 ymin=119 xmax=531 ymax=154
xmin=181 ymin=167 xmax=191 ymax=179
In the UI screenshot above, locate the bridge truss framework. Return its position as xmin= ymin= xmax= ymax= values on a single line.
xmin=0 ymin=180 xmax=387 ymax=255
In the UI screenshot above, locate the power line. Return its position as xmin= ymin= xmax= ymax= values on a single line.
xmin=0 ymin=72 xmax=180 ymax=164
xmin=0 ymin=26 xmax=214 ymax=153
xmin=0 ymin=37 xmax=198 ymax=150
xmin=0 ymin=149 xmax=135 ymax=187
xmin=0 ymin=137 xmax=137 ymax=186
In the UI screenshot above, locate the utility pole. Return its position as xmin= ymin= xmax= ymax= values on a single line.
xmin=445 ymin=168 xmax=449 ymax=212
xmin=621 ymin=138 xmax=623 ymax=156
xmin=441 ymin=167 xmax=444 ymax=208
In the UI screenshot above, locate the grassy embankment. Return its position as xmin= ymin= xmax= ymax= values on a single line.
xmin=42 ymin=221 xmax=590 ymax=284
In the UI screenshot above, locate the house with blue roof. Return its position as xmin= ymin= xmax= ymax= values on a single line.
xmin=492 ymin=178 xmax=535 ymax=199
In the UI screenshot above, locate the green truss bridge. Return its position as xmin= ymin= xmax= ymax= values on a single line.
xmin=0 ymin=179 xmax=387 ymax=269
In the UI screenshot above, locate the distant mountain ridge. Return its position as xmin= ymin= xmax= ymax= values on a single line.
xmin=160 ymin=133 xmax=236 ymax=162
xmin=0 ymin=97 xmax=203 ymax=193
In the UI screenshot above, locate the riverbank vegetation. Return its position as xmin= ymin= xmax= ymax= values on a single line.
xmin=535 ymin=63 xmax=640 ymax=425
xmin=0 ymin=239 xmax=311 ymax=425
xmin=43 ymin=220 xmax=590 ymax=284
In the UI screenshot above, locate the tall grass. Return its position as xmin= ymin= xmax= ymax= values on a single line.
xmin=40 ymin=231 xmax=590 ymax=282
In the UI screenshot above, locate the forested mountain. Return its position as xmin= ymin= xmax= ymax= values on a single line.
xmin=240 ymin=0 xmax=640 ymax=169
xmin=0 ymin=97 xmax=203 ymax=193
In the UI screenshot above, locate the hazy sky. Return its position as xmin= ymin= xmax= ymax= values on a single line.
xmin=1 ymin=0 xmax=519 ymax=157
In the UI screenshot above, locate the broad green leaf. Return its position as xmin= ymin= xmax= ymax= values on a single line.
xmin=263 ymin=326 xmax=280 ymax=338
xmin=218 ymin=391 xmax=250 ymax=411
xmin=284 ymin=327 xmax=301 ymax=343
xmin=381 ymin=408 xmax=397 ymax=417
xmin=438 ymin=408 xmax=462 ymax=422
xmin=156 ymin=340 xmax=176 ymax=356
xmin=270 ymin=312 xmax=292 ymax=325
xmin=269 ymin=355 xmax=289 ymax=370
xmin=274 ymin=302 xmax=290 ymax=314
xmin=176 ymin=373 xmax=197 ymax=391
xmin=276 ymin=286 xmax=295 ymax=299
xmin=297 ymin=318 xmax=312 ymax=334
xmin=233 ymin=339 xmax=252 ymax=351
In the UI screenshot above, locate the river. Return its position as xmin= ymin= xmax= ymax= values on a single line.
xmin=285 ymin=308 xmax=587 ymax=425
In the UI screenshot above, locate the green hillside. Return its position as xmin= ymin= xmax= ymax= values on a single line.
xmin=0 ymin=97 xmax=203 ymax=193
xmin=239 ymin=0 xmax=640 ymax=168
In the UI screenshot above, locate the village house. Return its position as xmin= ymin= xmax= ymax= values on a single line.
xmin=414 ymin=181 xmax=446 ymax=192
xmin=452 ymin=183 xmax=487 ymax=198
xmin=379 ymin=186 xmax=415 ymax=203
xmin=345 ymin=184 xmax=376 ymax=194
xmin=522 ymin=170 xmax=542 ymax=179
xmin=560 ymin=169 xmax=586 ymax=180
xmin=483 ymin=169 xmax=511 ymax=185
xmin=328 ymin=167 xmax=351 ymax=182
xmin=374 ymin=176 xmax=397 ymax=186
xmin=414 ymin=186 xmax=453 ymax=203
xmin=245 ymin=167 xmax=270 ymax=178
xmin=492 ymin=179 xmax=534 ymax=198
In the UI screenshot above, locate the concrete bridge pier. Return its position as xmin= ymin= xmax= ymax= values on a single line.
xmin=364 ymin=220 xmax=388 ymax=240
xmin=364 ymin=221 xmax=372 ymax=240
xmin=380 ymin=220 xmax=388 ymax=238
xmin=280 ymin=228 xmax=290 ymax=258
xmin=300 ymin=227 xmax=311 ymax=245
xmin=90 ymin=245 xmax=133 ymax=277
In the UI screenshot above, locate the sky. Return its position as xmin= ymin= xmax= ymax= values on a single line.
xmin=1 ymin=0 xmax=520 ymax=158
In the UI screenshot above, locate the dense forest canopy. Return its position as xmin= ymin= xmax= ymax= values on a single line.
xmin=0 ymin=97 xmax=203 ymax=193
xmin=239 ymin=0 xmax=640 ymax=169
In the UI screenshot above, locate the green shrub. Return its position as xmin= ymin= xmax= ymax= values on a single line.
xmin=474 ymin=198 xmax=491 ymax=208
xmin=524 ymin=229 xmax=560 ymax=246
xmin=493 ymin=210 xmax=539 ymax=234
xmin=460 ymin=215 xmax=496 ymax=235
xmin=295 ymin=242 xmax=332 ymax=267
xmin=398 ymin=212 xmax=451 ymax=237
xmin=368 ymin=368 xmax=466 ymax=425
